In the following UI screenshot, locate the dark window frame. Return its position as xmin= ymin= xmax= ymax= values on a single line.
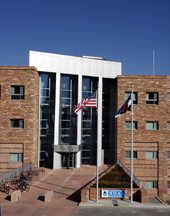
xmin=146 ymin=92 xmax=158 ymax=105
xmin=125 ymin=151 xmax=137 ymax=159
xmin=11 ymin=85 xmax=24 ymax=100
xmin=125 ymin=121 xmax=138 ymax=130
xmin=125 ymin=92 xmax=138 ymax=104
xmin=10 ymin=119 xmax=24 ymax=128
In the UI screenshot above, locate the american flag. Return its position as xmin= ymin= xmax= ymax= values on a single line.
xmin=73 ymin=91 xmax=97 ymax=114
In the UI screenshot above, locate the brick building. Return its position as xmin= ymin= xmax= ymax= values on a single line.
xmin=1 ymin=52 xmax=170 ymax=198
xmin=0 ymin=66 xmax=39 ymax=171
xmin=117 ymin=75 xmax=170 ymax=198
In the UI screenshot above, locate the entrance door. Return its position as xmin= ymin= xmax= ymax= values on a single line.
xmin=61 ymin=153 xmax=75 ymax=169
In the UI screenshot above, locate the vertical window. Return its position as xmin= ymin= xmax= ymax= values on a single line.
xmin=146 ymin=151 xmax=158 ymax=159
xmin=60 ymin=75 xmax=78 ymax=145
xmin=167 ymin=181 xmax=170 ymax=189
xmin=167 ymin=93 xmax=170 ymax=101
xmin=146 ymin=181 xmax=158 ymax=189
xmin=125 ymin=151 xmax=137 ymax=159
xmin=146 ymin=122 xmax=158 ymax=130
xmin=125 ymin=121 xmax=137 ymax=130
xmin=146 ymin=92 xmax=158 ymax=104
xmin=167 ymin=151 xmax=170 ymax=159
xmin=125 ymin=92 xmax=138 ymax=104
xmin=39 ymin=73 xmax=56 ymax=168
xmin=167 ymin=122 xmax=170 ymax=130
xmin=11 ymin=86 xmax=24 ymax=99
xmin=82 ymin=76 xmax=98 ymax=165
xmin=10 ymin=119 xmax=24 ymax=128
xmin=9 ymin=153 xmax=23 ymax=162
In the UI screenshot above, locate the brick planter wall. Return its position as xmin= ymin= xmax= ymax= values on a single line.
xmin=81 ymin=187 xmax=148 ymax=203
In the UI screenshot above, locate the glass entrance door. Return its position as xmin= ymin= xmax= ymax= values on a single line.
xmin=61 ymin=153 xmax=75 ymax=169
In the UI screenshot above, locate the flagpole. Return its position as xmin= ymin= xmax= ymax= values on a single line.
xmin=130 ymin=83 xmax=134 ymax=203
xmin=96 ymin=84 xmax=99 ymax=202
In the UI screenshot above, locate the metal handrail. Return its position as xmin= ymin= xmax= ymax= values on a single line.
xmin=117 ymin=159 xmax=141 ymax=188
xmin=0 ymin=162 xmax=32 ymax=183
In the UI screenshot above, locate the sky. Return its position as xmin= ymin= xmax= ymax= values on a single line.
xmin=0 ymin=0 xmax=170 ymax=76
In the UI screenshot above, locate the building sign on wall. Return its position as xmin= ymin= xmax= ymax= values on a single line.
xmin=101 ymin=190 xmax=126 ymax=198
xmin=54 ymin=145 xmax=81 ymax=153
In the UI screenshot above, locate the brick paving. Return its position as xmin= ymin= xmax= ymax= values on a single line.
xmin=0 ymin=165 xmax=109 ymax=216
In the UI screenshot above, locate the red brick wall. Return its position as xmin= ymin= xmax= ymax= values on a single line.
xmin=117 ymin=75 xmax=169 ymax=197
xmin=0 ymin=66 xmax=39 ymax=171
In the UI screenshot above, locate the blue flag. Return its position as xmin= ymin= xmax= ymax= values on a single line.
xmin=114 ymin=95 xmax=132 ymax=118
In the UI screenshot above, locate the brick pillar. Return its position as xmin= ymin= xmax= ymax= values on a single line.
xmin=81 ymin=188 xmax=89 ymax=202
xmin=158 ymin=141 xmax=167 ymax=197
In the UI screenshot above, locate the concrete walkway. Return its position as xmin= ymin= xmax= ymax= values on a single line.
xmin=1 ymin=165 xmax=170 ymax=216
xmin=0 ymin=165 xmax=109 ymax=216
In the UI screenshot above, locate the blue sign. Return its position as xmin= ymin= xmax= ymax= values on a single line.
xmin=101 ymin=190 xmax=126 ymax=198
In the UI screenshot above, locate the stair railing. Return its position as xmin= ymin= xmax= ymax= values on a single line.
xmin=117 ymin=159 xmax=141 ymax=188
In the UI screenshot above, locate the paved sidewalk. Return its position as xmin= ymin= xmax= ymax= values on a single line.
xmin=0 ymin=165 xmax=109 ymax=216
xmin=1 ymin=165 xmax=170 ymax=216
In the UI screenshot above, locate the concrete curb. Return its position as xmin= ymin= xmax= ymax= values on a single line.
xmin=79 ymin=200 xmax=170 ymax=208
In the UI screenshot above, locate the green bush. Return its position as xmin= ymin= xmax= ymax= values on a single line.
xmin=90 ymin=164 xmax=139 ymax=189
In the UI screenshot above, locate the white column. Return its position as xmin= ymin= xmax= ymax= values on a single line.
xmin=76 ymin=75 xmax=82 ymax=168
xmin=97 ymin=77 xmax=103 ymax=166
xmin=38 ymin=77 xmax=41 ymax=167
xmin=53 ymin=72 xmax=61 ymax=169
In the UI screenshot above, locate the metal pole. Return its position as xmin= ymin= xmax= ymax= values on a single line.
xmin=153 ymin=50 xmax=155 ymax=76
xmin=130 ymin=83 xmax=134 ymax=203
xmin=96 ymin=86 xmax=99 ymax=202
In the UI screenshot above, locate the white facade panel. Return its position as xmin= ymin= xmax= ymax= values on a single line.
xmin=68 ymin=57 xmax=76 ymax=74
xmin=52 ymin=56 xmax=61 ymax=73
xmin=75 ymin=58 xmax=84 ymax=75
xmin=29 ymin=51 xmax=122 ymax=78
xmin=91 ymin=61 xmax=97 ymax=77
xmin=61 ymin=56 xmax=69 ymax=73
xmin=37 ymin=54 xmax=45 ymax=71
xmin=45 ymin=55 xmax=53 ymax=72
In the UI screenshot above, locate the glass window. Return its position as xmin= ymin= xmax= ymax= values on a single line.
xmin=125 ymin=121 xmax=137 ymax=130
xmin=62 ymin=76 xmax=70 ymax=90
xmin=41 ymin=74 xmax=49 ymax=89
xmin=9 ymin=153 xmax=22 ymax=162
xmin=146 ymin=92 xmax=158 ymax=104
xmin=10 ymin=119 xmax=24 ymax=128
xmin=125 ymin=151 xmax=137 ymax=159
xmin=83 ymin=121 xmax=91 ymax=128
xmin=61 ymin=91 xmax=70 ymax=98
xmin=61 ymin=121 xmax=70 ymax=128
xmin=146 ymin=181 xmax=158 ymax=189
xmin=167 ymin=181 xmax=170 ymax=189
xmin=11 ymin=86 xmax=24 ymax=100
xmin=167 ymin=122 xmax=170 ymax=130
xmin=62 ymin=98 xmax=70 ymax=106
xmin=83 ymin=78 xmax=91 ymax=91
xmin=146 ymin=151 xmax=158 ymax=159
xmin=83 ymin=91 xmax=91 ymax=100
xmin=146 ymin=122 xmax=158 ymax=130
xmin=167 ymin=93 xmax=170 ymax=101
xmin=125 ymin=92 xmax=138 ymax=104
xmin=83 ymin=107 xmax=91 ymax=120
xmin=167 ymin=151 xmax=170 ymax=159
xmin=83 ymin=129 xmax=91 ymax=136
